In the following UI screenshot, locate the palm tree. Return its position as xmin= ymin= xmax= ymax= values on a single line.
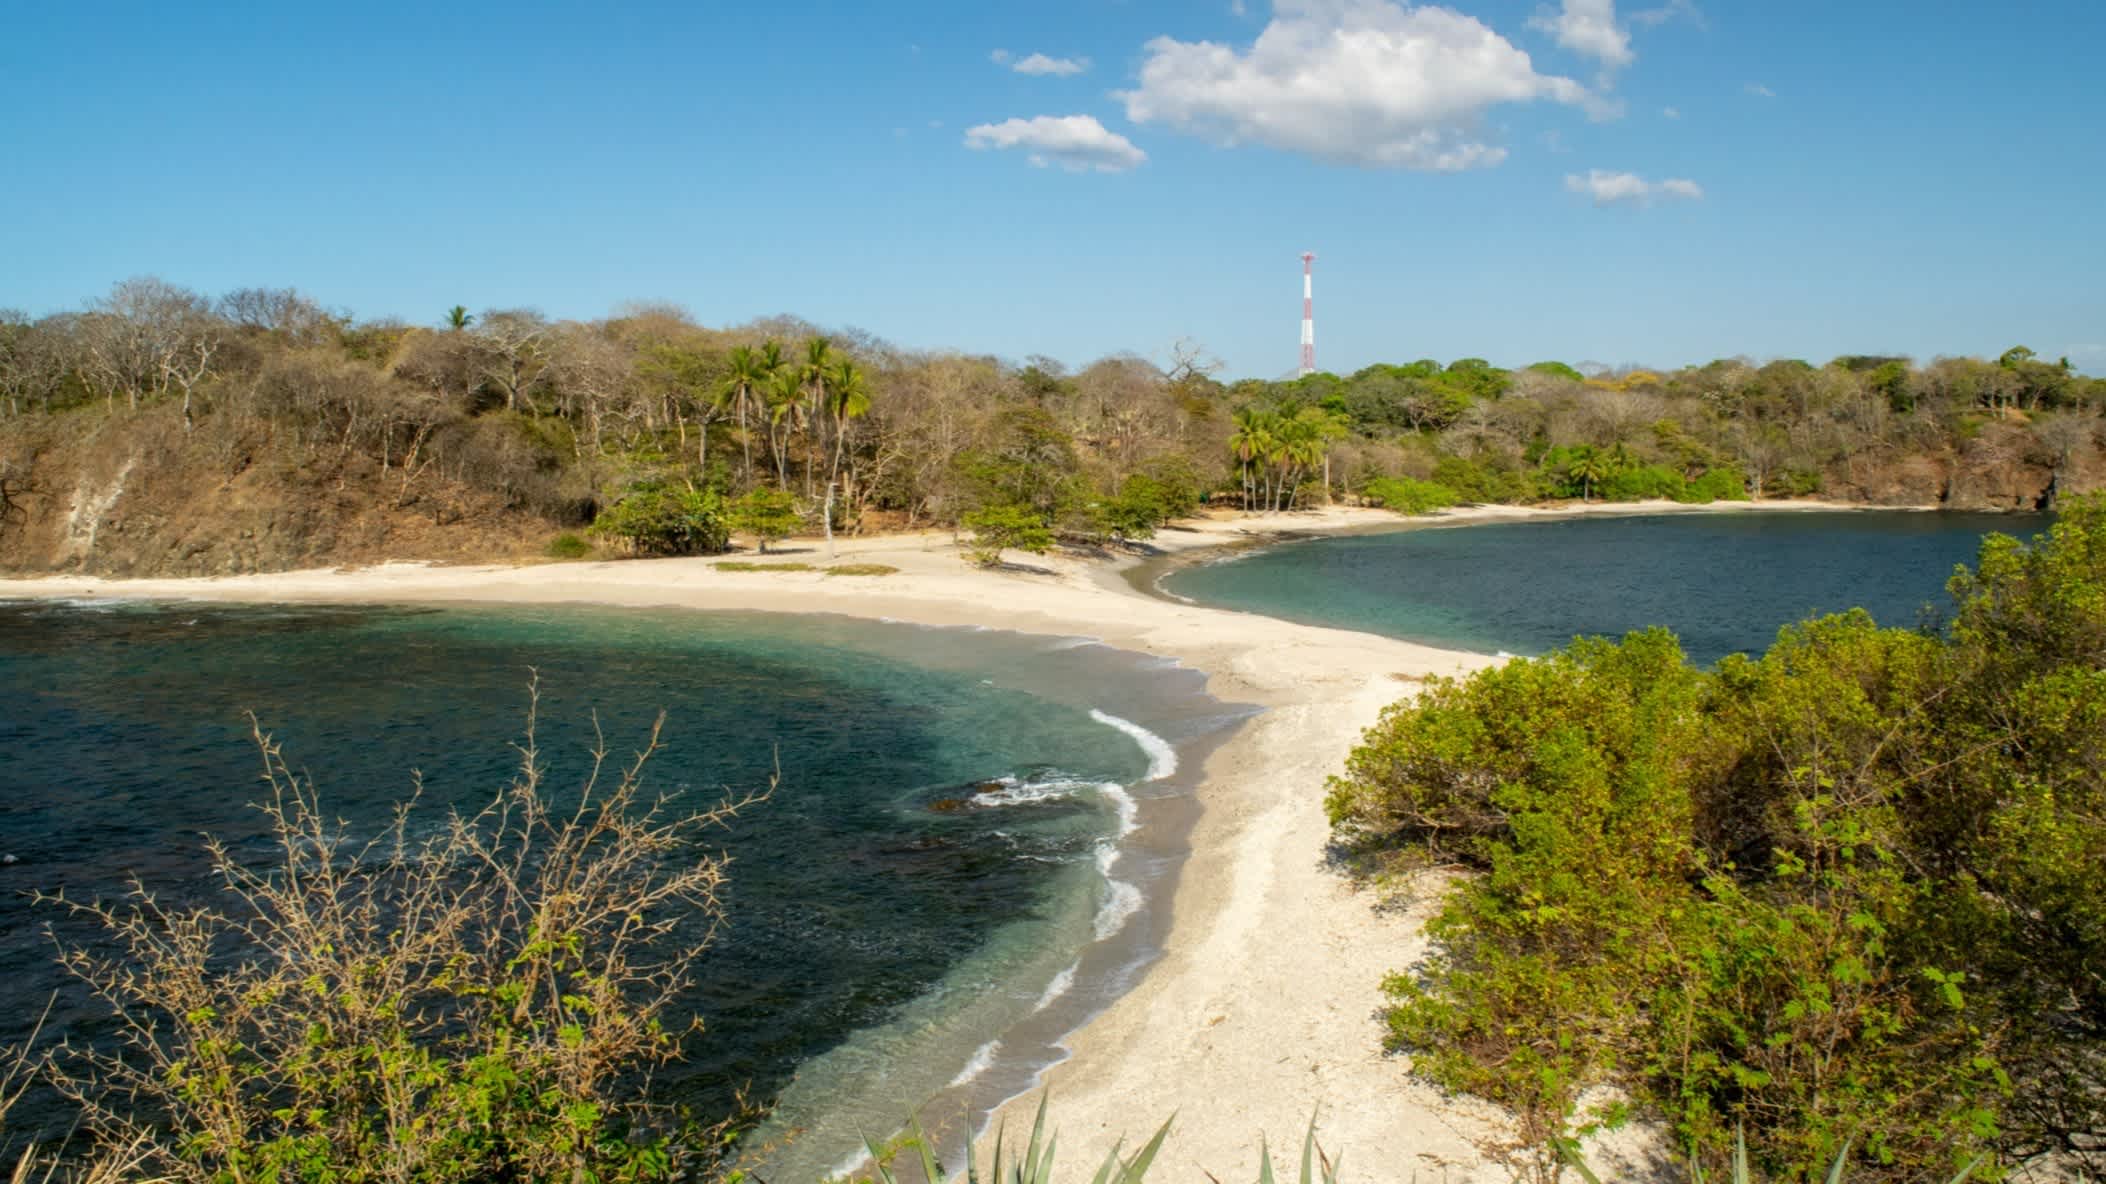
xmin=718 ymin=345 xmax=769 ymax=486
xmin=445 ymin=305 xmax=472 ymax=332
xmin=797 ymin=337 xmax=835 ymax=497
xmin=825 ymin=358 xmax=872 ymax=497
xmin=1228 ymin=408 xmax=1278 ymax=511
xmin=764 ymin=367 xmax=805 ymax=488
xmin=1568 ymin=446 xmax=1609 ymax=502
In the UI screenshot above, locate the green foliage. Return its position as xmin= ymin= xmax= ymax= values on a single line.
xmin=1597 ymin=463 xmax=1687 ymax=502
xmin=729 ymin=486 xmax=803 ymax=553
xmin=1680 ymin=468 xmax=1750 ymax=503
xmin=714 ymin=560 xmax=815 ymax=572
xmin=1095 ymin=473 xmax=1179 ymax=541
xmin=823 ymin=563 xmax=898 ymax=576
xmin=589 ymin=483 xmax=730 ymax=556
xmin=1431 ymin=455 xmax=1537 ymax=504
xmin=1363 ymin=476 xmax=1458 ymax=515
xmin=1528 ymin=361 xmax=1587 ymax=383
xmin=544 ymin=531 xmax=593 ymax=559
xmin=1330 ymin=500 xmax=2106 ymax=1179
xmin=963 ymin=502 xmax=1055 ymax=567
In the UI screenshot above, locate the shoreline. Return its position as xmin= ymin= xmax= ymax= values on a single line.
xmin=0 ymin=496 xmax=1933 ymax=1179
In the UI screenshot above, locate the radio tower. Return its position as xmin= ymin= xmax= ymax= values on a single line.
xmin=1298 ymin=252 xmax=1317 ymax=377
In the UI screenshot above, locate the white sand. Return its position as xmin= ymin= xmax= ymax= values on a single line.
xmin=0 ymin=498 xmax=1895 ymax=1180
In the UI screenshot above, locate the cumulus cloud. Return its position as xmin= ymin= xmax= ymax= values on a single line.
xmin=1011 ymin=52 xmax=1089 ymax=76
xmin=1117 ymin=0 xmax=1596 ymax=170
xmin=990 ymin=48 xmax=1011 ymax=64
xmin=1529 ymin=0 xmax=1633 ymax=71
xmin=1565 ymin=168 xmax=1703 ymax=206
xmin=964 ymin=115 xmax=1148 ymax=172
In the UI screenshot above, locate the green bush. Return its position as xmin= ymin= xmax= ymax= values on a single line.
xmin=588 ymin=483 xmax=730 ymax=556
xmin=729 ymin=486 xmax=804 ymax=554
xmin=1431 ymin=455 xmax=1536 ymax=504
xmin=963 ymin=502 xmax=1055 ymax=567
xmin=1329 ymin=498 xmax=2106 ymax=1179
xmin=544 ymin=531 xmax=593 ymax=559
xmin=1363 ymin=476 xmax=1459 ymax=515
xmin=823 ymin=563 xmax=898 ymax=577
xmin=1596 ymin=463 xmax=1686 ymax=502
xmin=715 ymin=560 xmax=814 ymax=572
xmin=1678 ymin=467 xmax=1750 ymax=503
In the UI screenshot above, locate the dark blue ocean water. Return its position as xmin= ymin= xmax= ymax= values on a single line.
xmin=0 ymin=601 xmax=1234 ymax=1176
xmin=1165 ymin=511 xmax=2052 ymax=666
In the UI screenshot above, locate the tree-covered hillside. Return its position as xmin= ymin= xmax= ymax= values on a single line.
xmin=3 ymin=280 xmax=2101 ymax=574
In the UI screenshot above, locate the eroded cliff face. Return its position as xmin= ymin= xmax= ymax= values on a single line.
xmin=0 ymin=407 xmax=561 ymax=577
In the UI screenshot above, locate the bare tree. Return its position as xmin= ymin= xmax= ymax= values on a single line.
xmin=472 ymin=309 xmax=552 ymax=412
xmin=80 ymin=278 xmax=223 ymax=424
xmin=219 ymin=287 xmax=334 ymax=345
xmin=0 ymin=313 xmax=73 ymax=416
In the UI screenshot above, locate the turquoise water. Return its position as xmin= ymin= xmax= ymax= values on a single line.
xmin=0 ymin=601 xmax=1243 ymax=1177
xmin=1163 ymin=511 xmax=2051 ymax=666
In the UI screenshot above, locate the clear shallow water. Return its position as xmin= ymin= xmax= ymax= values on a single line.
xmin=0 ymin=601 xmax=1244 ymax=1178
xmin=1164 ymin=511 xmax=2052 ymax=666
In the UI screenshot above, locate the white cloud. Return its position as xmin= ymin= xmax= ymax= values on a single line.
xmin=1529 ymin=0 xmax=1633 ymax=71
xmin=1746 ymin=82 xmax=1775 ymax=97
xmin=1118 ymin=0 xmax=1596 ymax=171
xmin=964 ymin=115 xmax=1148 ymax=173
xmin=1630 ymin=0 xmax=1700 ymax=28
xmin=1011 ymin=52 xmax=1089 ymax=76
xmin=990 ymin=48 xmax=1012 ymax=64
xmin=1565 ymin=168 xmax=1703 ymax=206
xmin=1662 ymin=105 xmax=1680 ymax=118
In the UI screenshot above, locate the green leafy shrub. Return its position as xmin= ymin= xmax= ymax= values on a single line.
xmin=544 ymin=531 xmax=593 ymax=559
xmin=589 ymin=483 xmax=730 ymax=556
xmin=823 ymin=563 xmax=898 ymax=576
xmin=1678 ymin=468 xmax=1750 ymax=503
xmin=715 ymin=560 xmax=815 ymax=572
xmin=1426 ymin=454 xmax=1537 ymax=504
xmin=963 ymin=502 xmax=1055 ymax=567
xmin=730 ymin=486 xmax=804 ymax=554
xmin=1596 ymin=463 xmax=1686 ymax=502
xmin=1363 ymin=476 xmax=1459 ymax=515
xmin=1330 ymin=498 xmax=2106 ymax=1179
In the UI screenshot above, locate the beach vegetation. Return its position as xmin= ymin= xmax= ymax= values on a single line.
xmin=823 ymin=563 xmax=898 ymax=576
xmin=29 ymin=689 xmax=769 ymax=1184
xmin=715 ymin=560 xmax=816 ymax=572
xmin=1363 ymin=476 xmax=1458 ymax=515
xmin=590 ymin=482 xmax=731 ymax=556
xmin=544 ymin=530 xmax=594 ymax=559
xmin=729 ymin=486 xmax=804 ymax=553
xmin=963 ymin=502 xmax=1055 ymax=567
xmin=1329 ymin=499 xmax=2106 ymax=1181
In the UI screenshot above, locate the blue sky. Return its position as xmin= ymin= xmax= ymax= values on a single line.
xmin=4 ymin=0 xmax=2102 ymax=379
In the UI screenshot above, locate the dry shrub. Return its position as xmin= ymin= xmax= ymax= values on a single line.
xmin=40 ymin=681 xmax=768 ymax=1183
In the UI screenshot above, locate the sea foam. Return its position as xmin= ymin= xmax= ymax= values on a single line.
xmin=948 ymin=1039 xmax=1003 ymax=1087
xmin=1032 ymin=960 xmax=1080 ymax=1013
xmin=1087 ymin=710 xmax=1177 ymax=782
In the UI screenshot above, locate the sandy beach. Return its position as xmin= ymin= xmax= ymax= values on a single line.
xmin=0 ymin=497 xmax=1903 ymax=1180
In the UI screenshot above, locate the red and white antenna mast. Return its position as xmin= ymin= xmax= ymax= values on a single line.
xmin=1299 ymin=252 xmax=1317 ymax=377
